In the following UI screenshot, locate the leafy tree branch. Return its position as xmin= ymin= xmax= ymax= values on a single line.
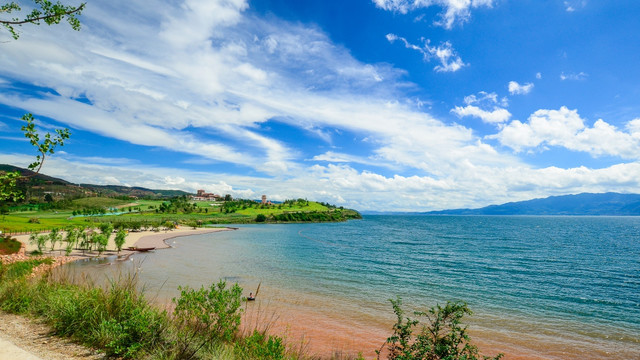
xmin=20 ymin=113 xmax=70 ymax=174
xmin=0 ymin=113 xmax=70 ymax=201
xmin=1 ymin=0 xmax=84 ymax=39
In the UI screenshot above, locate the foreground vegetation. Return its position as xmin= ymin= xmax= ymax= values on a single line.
xmin=0 ymin=257 xmax=501 ymax=360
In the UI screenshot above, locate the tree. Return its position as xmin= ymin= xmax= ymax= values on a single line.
xmin=98 ymin=222 xmax=114 ymax=249
xmin=1 ymin=0 xmax=84 ymax=39
xmin=78 ymin=228 xmax=90 ymax=254
xmin=377 ymin=298 xmax=503 ymax=360
xmin=29 ymin=231 xmax=44 ymax=253
xmin=48 ymin=227 xmax=61 ymax=252
xmin=0 ymin=171 xmax=22 ymax=202
xmin=63 ymin=226 xmax=80 ymax=255
xmin=0 ymin=1 xmax=80 ymax=202
xmin=95 ymin=233 xmax=108 ymax=254
xmin=114 ymin=229 xmax=127 ymax=254
xmin=0 ymin=204 xmax=9 ymax=220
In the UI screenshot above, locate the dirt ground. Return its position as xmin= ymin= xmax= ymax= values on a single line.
xmin=0 ymin=311 xmax=105 ymax=359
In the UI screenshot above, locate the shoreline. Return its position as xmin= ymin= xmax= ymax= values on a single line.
xmin=3 ymin=225 xmax=637 ymax=359
xmin=0 ymin=226 xmax=236 ymax=360
xmin=2 ymin=226 xmax=236 ymax=272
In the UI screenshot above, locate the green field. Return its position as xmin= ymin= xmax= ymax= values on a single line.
xmin=0 ymin=197 xmax=361 ymax=234
xmin=71 ymin=197 xmax=131 ymax=209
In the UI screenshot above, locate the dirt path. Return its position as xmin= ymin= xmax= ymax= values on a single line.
xmin=0 ymin=311 xmax=105 ymax=360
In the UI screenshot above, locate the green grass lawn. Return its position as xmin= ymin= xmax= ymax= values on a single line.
xmin=236 ymin=201 xmax=329 ymax=216
xmin=1 ymin=198 xmax=357 ymax=233
xmin=71 ymin=197 xmax=131 ymax=209
xmin=0 ymin=213 xmax=88 ymax=233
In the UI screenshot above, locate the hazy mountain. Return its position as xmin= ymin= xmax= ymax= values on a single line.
xmin=425 ymin=193 xmax=640 ymax=216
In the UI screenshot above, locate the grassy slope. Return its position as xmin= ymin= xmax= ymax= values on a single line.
xmin=1 ymin=198 xmax=359 ymax=233
xmin=235 ymin=201 xmax=329 ymax=216
xmin=71 ymin=197 xmax=131 ymax=209
xmin=1 ymin=213 xmax=86 ymax=233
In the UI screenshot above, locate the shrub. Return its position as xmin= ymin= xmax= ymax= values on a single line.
xmin=0 ymin=234 xmax=22 ymax=255
xmin=163 ymin=221 xmax=177 ymax=230
xmin=255 ymin=214 xmax=267 ymax=222
xmin=172 ymin=280 xmax=243 ymax=358
xmin=236 ymin=330 xmax=286 ymax=360
xmin=28 ymin=217 xmax=40 ymax=223
xmin=377 ymin=298 xmax=503 ymax=360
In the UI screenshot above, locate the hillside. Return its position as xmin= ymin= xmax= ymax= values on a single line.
xmin=1 ymin=164 xmax=190 ymax=199
xmin=426 ymin=192 xmax=640 ymax=216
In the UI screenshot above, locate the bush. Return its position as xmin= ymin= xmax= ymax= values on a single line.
xmin=2 ymin=271 xmax=169 ymax=359
xmin=377 ymin=298 xmax=503 ymax=360
xmin=255 ymin=214 xmax=267 ymax=222
xmin=28 ymin=217 xmax=40 ymax=223
xmin=0 ymin=234 xmax=22 ymax=255
xmin=236 ymin=330 xmax=286 ymax=360
xmin=172 ymin=280 xmax=243 ymax=358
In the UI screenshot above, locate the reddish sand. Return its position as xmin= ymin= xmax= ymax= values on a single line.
xmin=240 ymin=299 xmax=636 ymax=360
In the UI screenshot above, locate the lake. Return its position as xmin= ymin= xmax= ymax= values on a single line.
xmin=67 ymin=216 xmax=640 ymax=359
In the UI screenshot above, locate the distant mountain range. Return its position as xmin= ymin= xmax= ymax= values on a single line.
xmin=424 ymin=193 xmax=640 ymax=216
xmin=1 ymin=164 xmax=191 ymax=199
xmin=359 ymin=193 xmax=640 ymax=216
xmin=5 ymin=164 xmax=640 ymax=215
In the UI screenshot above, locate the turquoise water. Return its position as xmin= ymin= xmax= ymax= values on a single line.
xmin=69 ymin=216 xmax=640 ymax=358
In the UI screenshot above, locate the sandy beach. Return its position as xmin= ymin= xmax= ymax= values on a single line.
xmin=7 ymin=225 xmax=234 ymax=259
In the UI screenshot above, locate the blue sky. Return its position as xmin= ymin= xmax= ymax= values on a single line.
xmin=1 ymin=0 xmax=640 ymax=211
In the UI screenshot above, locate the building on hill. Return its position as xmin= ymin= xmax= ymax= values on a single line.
xmin=193 ymin=189 xmax=220 ymax=201
xmin=261 ymin=195 xmax=273 ymax=205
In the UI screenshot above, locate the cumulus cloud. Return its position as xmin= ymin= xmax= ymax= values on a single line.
xmin=386 ymin=33 xmax=466 ymax=72
xmin=6 ymin=151 xmax=640 ymax=212
xmin=1 ymin=0 xmax=639 ymax=212
xmin=508 ymin=81 xmax=534 ymax=95
xmin=491 ymin=107 xmax=640 ymax=159
xmin=452 ymin=91 xmax=511 ymax=124
xmin=373 ymin=0 xmax=494 ymax=29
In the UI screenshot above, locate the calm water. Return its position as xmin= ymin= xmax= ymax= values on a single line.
xmin=68 ymin=216 xmax=640 ymax=358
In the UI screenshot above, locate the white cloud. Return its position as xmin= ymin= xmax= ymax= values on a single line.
xmin=309 ymin=151 xmax=387 ymax=168
xmin=452 ymin=105 xmax=511 ymax=124
xmin=5 ymin=151 xmax=640 ymax=212
xmin=1 ymin=0 xmax=639 ymax=212
xmin=560 ymin=71 xmax=588 ymax=81
xmin=536 ymin=72 xmax=542 ymax=79
xmin=386 ymin=33 xmax=466 ymax=72
xmin=452 ymin=91 xmax=511 ymax=124
xmin=564 ymin=1 xmax=587 ymax=12
xmin=373 ymin=0 xmax=495 ymax=29
xmin=491 ymin=107 xmax=640 ymax=159
xmin=508 ymin=81 xmax=534 ymax=95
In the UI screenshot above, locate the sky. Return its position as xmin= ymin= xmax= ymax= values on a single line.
xmin=1 ymin=0 xmax=640 ymax=211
